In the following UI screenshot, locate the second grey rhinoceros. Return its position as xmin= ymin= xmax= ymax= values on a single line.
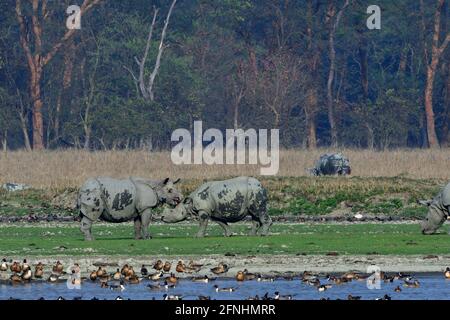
xmin=419 ymin=182 xmax=450 ymax=235
xmin=161 ymin=177 xmax=272 ymax=237
xmin=78 ymin=177 xmax=182 ymax=240
xmin=310 ymin=153 xmax=351 ymax=176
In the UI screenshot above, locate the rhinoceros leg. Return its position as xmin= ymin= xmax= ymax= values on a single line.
xmin=134 ymin=217 xmax=143 ymax=240
xmin=196 ymin=211 xmax=209 ymax=238
xmin=250 ymin=218 xmax=261 ymax=236
xmin=214 ymin=219 xmax=232 ymax=237
xmin=80 ymin=216 xmax=94 ymax=241
xmin=140 ymin=208 xmax=153 ymax=239
xmin=258 ymin=214 xmax=272 ymax=236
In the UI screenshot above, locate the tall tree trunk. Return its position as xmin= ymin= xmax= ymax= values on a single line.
xmin=30 ymin=68 xmax=44 ymax=149
xmin=326 ymin=0 xmax=349 ymax=148
xmin=422 ymin=0 xmax=450 ymax=148
xmin=305 ymin=0 xmax=318 ymax=149
xmin=54 ymin=38 xmax=76 ymax=145
xmin=441 ymin=62 xmax=450 ymax=146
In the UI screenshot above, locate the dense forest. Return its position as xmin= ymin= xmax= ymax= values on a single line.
xmin=0 ymin=0 xmax=449 ymax=151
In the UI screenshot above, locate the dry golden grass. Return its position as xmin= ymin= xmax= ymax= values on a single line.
xmin=0 ymin=149 xmax=449 ymax=190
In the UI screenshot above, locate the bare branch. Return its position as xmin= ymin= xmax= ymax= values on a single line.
xmin=147 ymin=0 xmax=177 ymax=100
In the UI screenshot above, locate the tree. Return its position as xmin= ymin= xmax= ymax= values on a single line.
xmin=15 ymin=0 xmax=102 ymax=149
xmin=421 ymin=0 xmax=450 ymax=148
xmin=125 ymin=0 xmax=177 ymax=101
xmin=326 ymin=0 xmax=350 ymax=147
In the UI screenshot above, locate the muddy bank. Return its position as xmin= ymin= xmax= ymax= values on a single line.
xmin=3 ymin=254 xmax=449 ymax=278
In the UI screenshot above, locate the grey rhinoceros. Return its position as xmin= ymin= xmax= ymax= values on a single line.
xmin=310 ymin=153 xmax=351 ymax=176
xmin=419 ymin=182 xmax=450 ymax=235
xmin=77 ymin=177 xmax=182 ymax=240
xmin=161 ymin=177 xmax=272 ymax=237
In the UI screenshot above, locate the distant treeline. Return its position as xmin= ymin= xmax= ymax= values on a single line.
xmin=0 ymin=0 xmax=449 ymax=150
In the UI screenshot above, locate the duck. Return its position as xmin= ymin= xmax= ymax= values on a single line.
xmin=126 ymin=266 xmax=135 ymax=277
xmin=192 ymin=275 xmax=209 ymax=283
xmin=164 ymin=280 xmax=176 ymax=290
xmin=71 ymin=272 xmax=81 ymax=286
xmin=72 ymin=263 xmax=81 ymax=274
xmin=121 ymin=264 xmax=130 ymax=275
xmin=342 ymin=272 xmax=358 ymax=280
xmin=100 ymin=282 xmax=109 ymax=288
xmin=149 ymin=271 xmax=164 ymax=281
xmin=163 ymin=261 xmax=172 ymax=273
xmin=111 ymin=268 xmax=121 ymax=280
xmin=444 ymin=267 xmax=450 ymax=279
xmin=21 ymin=259 xmax=30 ymax=272
xmin=176 ymin=261 xmax=186 ymax=273
xmin=327 ymin=275 xmax=348 ymax=285
xmin=48 ymin=274 xmax=59 ymax=283
xmin=317 ymin=284 xmax=332 ymax=292
xmin=273 ymin=292 xmax=293 ymax=300
xmin=305 ymin=277 xmax=320 ymax=286
xmin=403 ymin=279 xmax=420 ymax=288
xmin=257 ymin=275 xmax=274 ymax=282
xmin=211 ymin=263 xmax=229 ymax=275
xmin=96 ymin=266 xmax=106 ymax=277
xmin=140 ymin=265 xmax=148 ymax=276
xmin=52 ymin=261 xmax=64 ymax=274
xmin=198 ymin=295 xmax=210 ymax=300
xmin=166 ymin=273 xmax=177 ymax=284
xmin=21 ymin=269 xmax=32 ymax=281
xmin=188 ymin=260 xmax=203 ymax=269
xmin=147 ymin=283 xmax=162 ymax=290
xmin=115 ymin=296 xmax=124 ymax=300
xmin=347 ymin=294 xmax=361 ymax=300
xmin=394 ymin=286 xmax=402 ymax=292
xmin=213 ymin=284 xmax=236 ymax=292
xmin=243 ymin=269 xmax=256 ymax=280
xmin=34 ymin=267 xmax=44 ymax=279
xmin=128 ymin=275 xmax=140 ymax=284
xmin=153 ymin=260 xmax=163 ymax=271
xmin=89 ymin=270 xmax=97 ymax=281
xmin=302 ymin=271 xmax=318 ymax=280
xmin=10 ymin=261 xmax=22 ymax=273
xmin=235 ymin=271 xmax=245 ymax=281
xmin=163 ymin=294 xmax=182 ymax=300
xmin=110 ymin=280 xmax=126 ymax=291
xmin=10 ymin=273 xmax=22 ymax=283
xmin=0 ymin=258 xmax=8 ymax=271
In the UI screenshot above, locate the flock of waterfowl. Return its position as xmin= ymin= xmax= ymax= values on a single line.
xmin=1 ymin=258 xmax=449 ymax=300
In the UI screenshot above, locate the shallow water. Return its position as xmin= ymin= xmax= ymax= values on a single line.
xmin=1 ymin=273 xmax=449 ymax=300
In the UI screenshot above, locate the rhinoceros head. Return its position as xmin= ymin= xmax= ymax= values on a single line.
xmin=156 ymin=178 xmax=183 ymax=206
xmin=418 ymin=200 xmax=446 ymax=235
xmin=161 ymin=198 xmax=193 ymax=223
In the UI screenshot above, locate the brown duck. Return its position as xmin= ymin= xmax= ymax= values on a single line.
xmin=153 ymin=260 xmax=163 ymax=271
xmin=236 ymin=271 xmax=245 ymax=281
xmin=163 ymin=262 xmax=172 ymax=273
xmin=176 ymin=261 xmax=186 ymax=273
xmin=52 ymin=261 xmax=64 ymax=274
xmin=211 ymin=263 xmax=229 ymax=275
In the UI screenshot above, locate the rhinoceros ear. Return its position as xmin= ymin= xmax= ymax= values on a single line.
xmin=417 ymin=199 xmax=432 ymax=206
xmin=173 ymin=178 xmax=181 ymax=184
xmin=183 ymin=197 xmax=193 ymax=205
xmin=162 ymin=178 xmax=170 ymax=185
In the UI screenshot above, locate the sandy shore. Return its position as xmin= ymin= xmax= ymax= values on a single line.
xmin=4 ymin=254 xmax=449 ymax=278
